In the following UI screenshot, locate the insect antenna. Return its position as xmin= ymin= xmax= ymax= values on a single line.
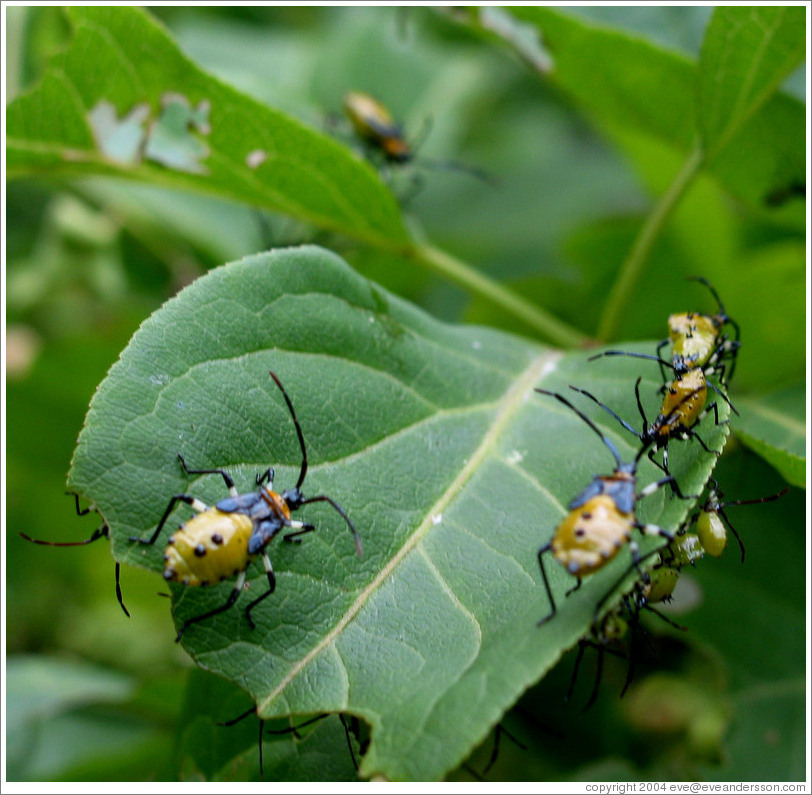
xmin=269 ymin=371 xmax=308 ymax=490
xmin=535 ymin=388 xmax=622 ymax=469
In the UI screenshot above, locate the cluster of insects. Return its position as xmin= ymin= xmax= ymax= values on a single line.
xmin=20 ymin=81 xmax=792 ymax=774
xmin=533 ymin=278 xmax=788 ymax=707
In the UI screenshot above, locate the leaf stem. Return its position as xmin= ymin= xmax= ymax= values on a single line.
xmin=596 ymin=145 xmax=705 ymax=342
xmin=410 ymin=242 xmax=589 ymax=349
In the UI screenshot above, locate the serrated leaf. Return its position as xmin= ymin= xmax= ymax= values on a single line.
xmin=697 ymin=7 xmax=806 ymax=161
xmin=6 ymin=7 xmax=408 ymax=249
xmin=733 ymin=385 xmax=806 ymax=488
xmin=506 ymin=7 xmax=805 ymax=218
xmin=68 ymin=246 xmax=726 ymax=780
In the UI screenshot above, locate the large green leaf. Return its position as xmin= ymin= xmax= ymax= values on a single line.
xmin=506 ymin=7 xmax=805 ymax=218
xmin=697 ymin=6 xmax=806 ymax=161
xmin=68 ymin=246 xmax=727 ymax=780
xmin=733 ymin=384 xmax=806 ymax=489
xmin=6 ymin=7 xmax=408 ymax=250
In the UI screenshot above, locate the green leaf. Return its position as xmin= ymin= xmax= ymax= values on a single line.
xmin=697 ymin=7 xmax=807 ymax=161
xmin=6 ymin=655 xmax=135 ymax=729
xmin=175 ymin=668 xmax=359 ymax=781
xmin=68 ymin=246 xmax=727 ymax=780
xmin=5 ymin=656 xmax=141 ymax=780
xmin=6 ymin=7 xmax=408 ymax=250
xmin=505 ymin=7 xmax=805 ymax=218
xmin=733 ymin=385 xmax=806 ymax=488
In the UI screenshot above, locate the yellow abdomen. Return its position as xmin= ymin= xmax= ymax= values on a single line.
xmin=551 ymin=495 xmax=633 ymax=577
xmin=668 ymin=312 xmax=719 ymax=367
xmin=163 ymin=509 xmax=254 ymax=586
xmin=659 ymin=368 xmax=707 ymax=435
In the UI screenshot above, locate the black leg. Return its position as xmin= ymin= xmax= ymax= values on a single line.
xmin=130 ymin=493 xmax=202 ymax=545
xmin=655 ymin=339 xmax=669 ymax=384
xmin=175 ymin=584 xmax=242 ymax=642
xmin=20 ymin=523 xmax=109 ymax=547
xmin=114 ymin=563 xmax=130 ymax=617
xmin=244 ymin=553 xmax=276 ymax=629
xmin=716 ymin=506 xmax=746 ymax=562
xmin=256 ymin=468 xmax=274 ymax=487
xmin=338 ymin=714 xmax=359 ymax=772
xmin=621 ymin=601 xmax=639 ymax=698
xmin=646 ymin=446 xmax=671 ymax=479
xmin=687 ymin=428 xmax=720 ymax=457
xmin=178 ymin=453 xmax=237 ymax=492
xmin=266 ymin=713 xmax=328 ymax=738
xmin=594 ymin=541 xmax=646 ymax=621
xmin=583 ymin=644 xmax=606 ymax=712
xmin=217 ymin=705 xmax=265 ymax=778
xmin=69 ymin=492 xmax=93 ymax=517
xmin=463 ymin=763 xmax=485 ymax=782
xmin=299 ymin=495 xmax=363 ymax=557
xmin=282 ymin=523 xmax=315 ymax=544
xmin=217 ymin=705 xmax=256 ymax=727
xmin=536 ymin=545 xmax=558 ymax=627
xmin=643 ymin=604 xmax=688 ymax=632
xmin=566 ymin=642 xmax=588 ymax=704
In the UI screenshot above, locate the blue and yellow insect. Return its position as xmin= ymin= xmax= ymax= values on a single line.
xmin=534 ymin=389 xmax=693 ymax=628
xmin=129 ymin=371 xmax=362 ymax=642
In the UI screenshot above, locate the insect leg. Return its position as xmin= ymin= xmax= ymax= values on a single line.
xmin=282 ymin=521 xmax=316 ymax=544
xmin=114 ymin=563 xmax=130 ymax=617
xmin=298 ymin=495 xmax=363 ymax=556
xmin=178 ymin=453 xmax=239 ymax=498
xmin=536 ymin=544 xmax=558 ymax=627
xmin=244 ymin=553 xmax=276 ymax=629
xmin=130 ymin=494 xmax=208 ymax=545
xmin=175 ymin=571 xmax=246 ymax=642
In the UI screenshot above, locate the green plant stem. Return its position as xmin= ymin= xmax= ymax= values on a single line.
xmin=596 ymin=145 xmax=705 ymax=342
xmin=411 ymin=242 xmax=589 ymax=349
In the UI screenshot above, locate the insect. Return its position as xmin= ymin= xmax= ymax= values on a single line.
xmin=566 ymin=603 xmax=633 ymax=711
xmin=220 ymin=707 xmax=363 ymax=778
xmin=534 ymin=388 xmax=693 ymax=628
xmin=591 ymin=279 xmax=739 ymax=389
xmin=599 ymin=479 xmax=790 ymax=631
xmin=129 ymin=371 xmax=362 ymax=642
xmin=19 ymin=493 xmax=129 ymax=617
xmin=566 ymin=568 xmax=689 ymax=712
xmin=657 ymin=277 xmax=741 ymax=385
xmin=462 ymin=723 xmax=529 ymax=781
xmin=341 ymin=91 xmax=497 ymax=188
xmin=571 ymin=369 xmax=735 ymax=478
xmin=681 ymin=478 xmax=789 ymax=563
xmin=343 ymin=91 xmax=413 ymax=164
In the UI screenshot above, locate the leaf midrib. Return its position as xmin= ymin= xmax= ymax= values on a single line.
xmin=258 ymin=348 xmax=561 ymax=713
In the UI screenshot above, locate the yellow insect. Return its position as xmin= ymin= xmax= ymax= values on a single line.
xmin=129 ymin=371 xmax=362 ymax=642
xmin=534 ymin=390 xmax=686 ymax=628
xmin=658 ymin=277 xmax=740 ymax=383
xmin=343 ymin=91 xmax=412 ymax=163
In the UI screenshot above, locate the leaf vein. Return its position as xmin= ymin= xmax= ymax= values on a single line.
xmin=257 ymin=349 xmax=561 ymax=713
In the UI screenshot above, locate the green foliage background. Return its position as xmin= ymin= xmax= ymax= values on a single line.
xmin=5 ymin=6 xmax=806 ymax=783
